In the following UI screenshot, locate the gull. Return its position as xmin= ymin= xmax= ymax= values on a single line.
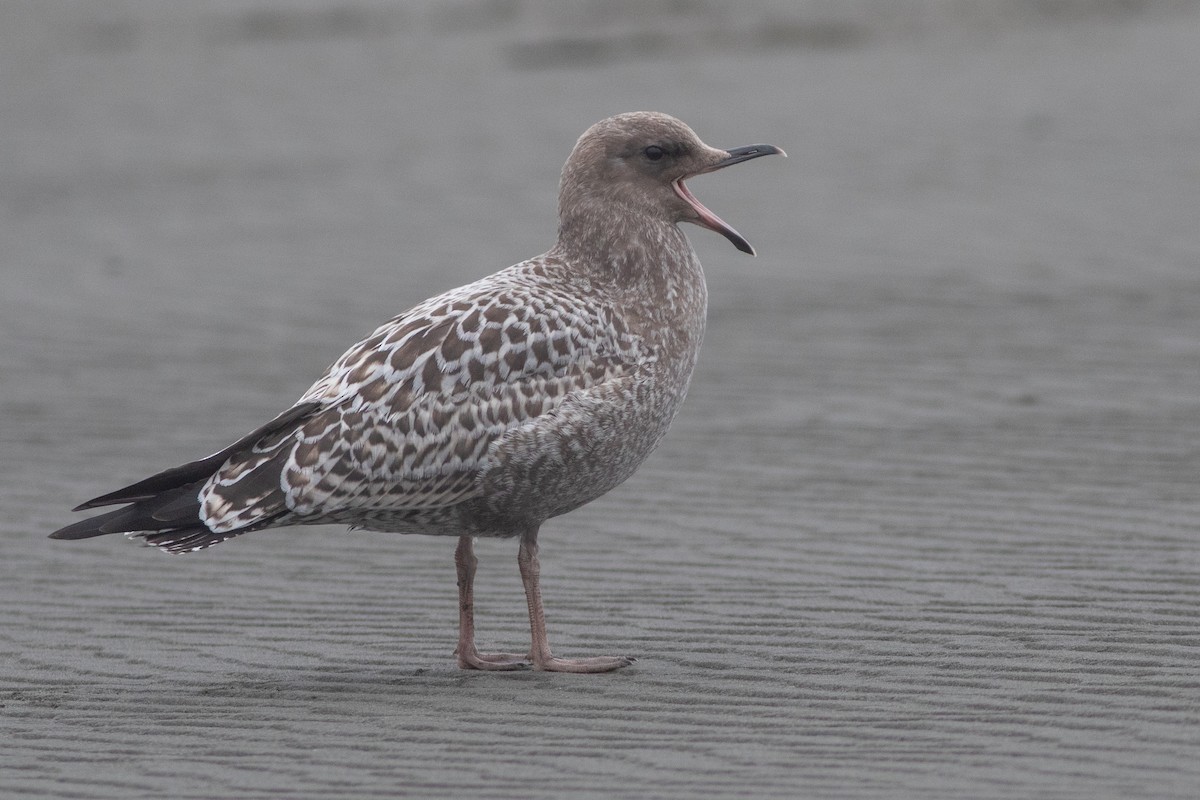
xmin=51 ymin=112 xmax=784 ymax=673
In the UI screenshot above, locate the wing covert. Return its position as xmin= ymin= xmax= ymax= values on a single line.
xmin=199 ymin=269 xmax=644 ymax=533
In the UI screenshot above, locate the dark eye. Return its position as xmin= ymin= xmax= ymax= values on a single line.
xmin=643 ymin=145 xmax=666 ymax=162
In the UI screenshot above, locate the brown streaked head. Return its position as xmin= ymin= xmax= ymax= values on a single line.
xmin=557 ymin=111 xmax=785 ymax=255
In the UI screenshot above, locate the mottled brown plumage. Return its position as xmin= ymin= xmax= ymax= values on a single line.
xmin=51 ymin=112 xmax=784 ymax=672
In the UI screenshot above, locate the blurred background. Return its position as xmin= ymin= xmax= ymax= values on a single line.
xmin=2 ymin=2 xmax=1199 ymax=798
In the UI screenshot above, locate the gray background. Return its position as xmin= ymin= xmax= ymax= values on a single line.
xmin=2 ymin=1 xmax=1198 ymax=798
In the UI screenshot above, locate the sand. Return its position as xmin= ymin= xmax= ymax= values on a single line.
xmin=2 ymin=2 xmax=1198 ymax=798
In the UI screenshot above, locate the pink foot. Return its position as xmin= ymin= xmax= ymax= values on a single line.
xmin=532 ymin=654 xmax=636 ymax=674
xmin=457 ymin=649 xmax=529 ymax=671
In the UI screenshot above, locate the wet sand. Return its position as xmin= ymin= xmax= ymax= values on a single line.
xmin=2 ymin=2 xmax=1199 ymax=798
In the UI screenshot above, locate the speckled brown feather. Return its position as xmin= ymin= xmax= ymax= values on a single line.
xmin=198 ymin=256 xmax=651 ymax=541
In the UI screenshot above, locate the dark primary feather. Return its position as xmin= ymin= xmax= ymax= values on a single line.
xmin=49 ymin=402 xmax=322 ymax=546
xmin=71 ymin=402 xmax=320 ymax=511
xmin=49 ymin=505 xmax=139 ymax=540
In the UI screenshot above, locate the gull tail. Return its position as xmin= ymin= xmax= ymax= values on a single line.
xmin=50 ymin=402 xmax=320 ymax=553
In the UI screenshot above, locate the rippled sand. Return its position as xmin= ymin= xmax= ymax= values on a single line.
xmin=2 ymin=3 xmax=1198 ymax=798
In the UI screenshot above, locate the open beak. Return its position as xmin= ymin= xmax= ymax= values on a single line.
xmin=672 ymin=143 xmax=786 ymax=255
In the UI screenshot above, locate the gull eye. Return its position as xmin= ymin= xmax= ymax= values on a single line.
xmin=643 ymin=145 xmax=666 ymax=162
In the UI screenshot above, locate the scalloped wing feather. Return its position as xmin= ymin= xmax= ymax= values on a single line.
xmin=198 ymin=261 xmax=642 ymax=534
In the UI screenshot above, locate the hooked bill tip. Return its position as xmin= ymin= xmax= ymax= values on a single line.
xmin=714 ymin=143 xmax=786 ymax=169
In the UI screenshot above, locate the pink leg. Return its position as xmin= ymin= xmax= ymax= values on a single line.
xmin=518 ymin=527 xmax=635 ymax=673
xmin=455 ymin=536 xmax=527 ymax=670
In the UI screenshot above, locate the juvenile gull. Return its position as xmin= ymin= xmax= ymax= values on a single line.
xmin=51 ymin=112 xmax=784 ymax=673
